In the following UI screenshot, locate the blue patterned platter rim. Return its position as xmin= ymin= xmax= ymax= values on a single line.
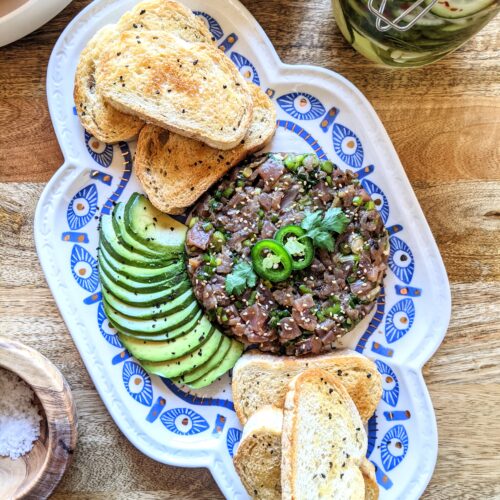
xmin=35 ymin=1 xmax=451 ymax=498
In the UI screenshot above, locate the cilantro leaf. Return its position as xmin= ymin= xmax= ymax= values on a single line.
xmin=322 ymin=207 xmax=350 ymax=234
xmin=225 ymin=261 xmax=257 ymax=296
xmin=300 ymin=207 xmax=350 ymax=252
xmin=314 ymin=232 xmax=335 ymax=252
xmin=284 ymin=237 xmax=306 ymax=257
xmin=301 ymin=210 xmax=323 ymax=231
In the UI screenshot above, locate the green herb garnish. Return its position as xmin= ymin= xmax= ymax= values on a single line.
xmin=284 ymin=237 xmax=306 ymax=257
xmin=225 ymin=261 xmax=257 ymax=296
xmin=300 ymin=207 xmax=350 ymax=251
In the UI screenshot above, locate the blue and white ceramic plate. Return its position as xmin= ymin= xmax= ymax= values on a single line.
xmin=35 ymin=1 xmax=451 ymax=498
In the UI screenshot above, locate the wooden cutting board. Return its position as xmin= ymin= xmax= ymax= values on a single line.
xmin=0 ymin=0 xmax=498 ymax=498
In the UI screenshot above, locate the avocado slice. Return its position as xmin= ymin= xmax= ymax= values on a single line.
xmin=187 ymin=340 xmax=244 ymax=389
xmin=102 ymin=287 xmax=194 ymax=320
xmin=103 ymin=298 xmax=200 ymax=335
xmin=100 ymin=213 xmax=172 ymax=268
xmin=99 ymin=242 xmax=184 ymax=283
xmin=112 ymin=203 xmax=166 ymax=259
xmin=98 ymin=251 xmax=180 ymax=293
xmin=124 ymin=193 xmax=187 ymax=255
xmin=173 ymin=335 xmax=232 ymax=385
xmin=140 ymin=328 xmax=223 ymax=378
xmin=99 ymin=265 xmax=190 ymax=306
xmin=116 ymin=309 xmax=204 ymax=342
xmin=118 ymin=316 xmax=215 ymax=362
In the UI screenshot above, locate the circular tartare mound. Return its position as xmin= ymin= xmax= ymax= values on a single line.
xmin=186 ymin=153 xmax=389 ymax=356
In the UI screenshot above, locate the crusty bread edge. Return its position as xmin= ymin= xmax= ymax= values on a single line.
xmin=361 ymin=459 xmax=379 ymax=500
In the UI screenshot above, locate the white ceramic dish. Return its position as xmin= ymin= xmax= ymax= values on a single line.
xmin=36 ymin=1 xmax=451 ymax=498
xmin=0 ymin=0 xmax=72 ymax=48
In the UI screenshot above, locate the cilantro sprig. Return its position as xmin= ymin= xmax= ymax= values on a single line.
xmin=284 ymin=236 xmax=307 ymax=257
xmin=300 ymin=207 xmax=350 ymax=252
xmin=225 ymin=261 xmax=257 ymax=296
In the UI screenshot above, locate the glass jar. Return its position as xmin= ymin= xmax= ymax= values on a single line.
xmin=332 ymin=0 xmax=500 ymax=67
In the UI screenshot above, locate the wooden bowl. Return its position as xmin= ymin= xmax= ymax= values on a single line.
xmin=0 ymin=336 xmax=77 ymax=499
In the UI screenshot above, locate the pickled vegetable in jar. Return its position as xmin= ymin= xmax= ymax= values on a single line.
xmin=332 ymin=0 xmax=499 ymax=67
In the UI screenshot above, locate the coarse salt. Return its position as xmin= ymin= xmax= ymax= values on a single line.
xmin=0 ymin=367 xmax=42 ymax=460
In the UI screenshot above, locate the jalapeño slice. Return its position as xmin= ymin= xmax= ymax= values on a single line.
xmin=274 ymin=225 xmax=314 ymax=271
xmin=251 ymin=239 xmax=293 ymax=283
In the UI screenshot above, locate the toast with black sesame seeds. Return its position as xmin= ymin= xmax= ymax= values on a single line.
xmin=233 ymin=405 xmax=283 ymax=500
xmin=74 ymin=25 xmax=144 ymax=143
xmin=74 ymin=0 xmax=216 ymax=143
xmin=95 ymin=29 xmax=253 ymax=150
xmin=232 ymin=350 xmax=382 ymax=425
xmin=134 ymin=83 xmax=276 ymax=214
xmin=115 ymin=0 xmax=214 ymax=43
xmin=233 ymin=405 xmax=378 ymax=500
xmin=281 ymin=369 xmax=367 ymax=500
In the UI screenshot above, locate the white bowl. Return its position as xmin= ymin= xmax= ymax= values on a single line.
xmin=0 ymin=0 xmax=72 ymax=47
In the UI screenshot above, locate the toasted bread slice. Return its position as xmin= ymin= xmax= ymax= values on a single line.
xmin=74 ymin=25 xmax=144 ymax=143
xmin=116 ymin=0 xmax=213 ymax=43
xmin=233 ymin=406 xmax=283 ymax=500
xmin=281 ymin=369 xmax=367 ymax=500
xmin=361 ymin=459 xmax=379 ymax=500
xmin=233 ymin=406 xmax=379 ymax=500
xmin=134 ymin=83 xmax=276 ymax=214
xmin=232 ymin=350 xmax=381 ymax=425
xmin=96 ymin=30 xmax=253 ymax=150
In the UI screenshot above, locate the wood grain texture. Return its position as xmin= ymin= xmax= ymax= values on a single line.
xmin=0 ymin=0 xmax=499 ymax=498
xmin=0 ymin=337 xmax=77 ymax=500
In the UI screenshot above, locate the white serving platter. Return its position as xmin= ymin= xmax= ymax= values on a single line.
xmin=35 ymin=1 xmax=451 ymax=498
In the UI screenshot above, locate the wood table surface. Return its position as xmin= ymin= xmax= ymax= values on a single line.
xmin=0 ymin=0 xmax=499 ymax=498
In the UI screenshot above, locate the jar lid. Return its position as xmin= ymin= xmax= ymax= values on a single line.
xmin=368 ymin=0 xmax=438 ymax=32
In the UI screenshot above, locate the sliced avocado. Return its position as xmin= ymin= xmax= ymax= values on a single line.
xmin=174 ymin=335 xmax=232 ymax=384
xmin=140 ymin=328 xmax=222 ymax=378
xmin=116 ymin=309 xmax=204 ymax=342
xmin=98 ymin=252 xmax=179 ymax=293
xmin=99 ymin=265 xmax=190 ymax=306
xmin=100 ymin=213 xmax=171 ymax=268
xmin=99 ymin=243 xmax=185 ymax=283
xmin=118 ymin=316 xmax=215 ymax=362
xmin=103 ymin=298 xmax=200 ymax=335
xmin=125 ymin=193 xmax=187 ymax=255
xmin=187 ymin=340 xmax=244 ymax=389
xmin=112 ymin=203 xmax=166 ymax=259
xmin=102 ymin=287 xmax=194 ymax=320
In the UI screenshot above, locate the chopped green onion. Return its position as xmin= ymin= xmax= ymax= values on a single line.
xmin=340 ymin=242 xmax=351 ymax=255
xmin=211 ymin=231 xmax=226 ymax=250
xmin=352 ymin=196 xmax=363 ymax=206
xmin=243 ymin=167 xmax=253 ymax=178
xmin=321 ymin=160 xmax=334 ymax=174
xmin=248 ymin=290 xmax=258 ymax=306
xmin=324 ymin=303 xmax=342 ymax=317
xmin=299 ymin=284 xmax=313 ymax=295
